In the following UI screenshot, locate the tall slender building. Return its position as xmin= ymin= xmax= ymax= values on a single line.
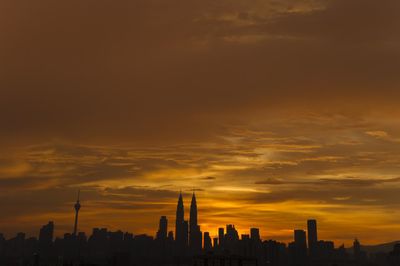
xmin=218 ymin=228 xmax=224 ymax=248
xmin=189 ymin=192 xmax=198 ymax=231
xmin=189 ymin=192 xmax=202 ymax=254
xmin=183 ymin=220 xmax=189 ymax=248
xmin=307 ymin=219 xmax=318 ymax=256
xmin=175 ymin=192 xmax=187 ymax=253
xmin=73 ymin=190 xmax=81 ymax=236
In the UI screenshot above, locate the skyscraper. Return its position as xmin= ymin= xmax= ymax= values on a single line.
xmin=353 ymin=238 xmax=361 ymax=260
xmin=175 ymin=192 xmax=187 ymax=253
xmin=183 ymin=220 xmax=189 ymax=248
xmin=156 ymin=216 xmax=168 ymax=240
xmin=73 ymin=190 xmax=81 ymax=236
xmin=190 ymin=192 xmax=198 ymax=230
xmin=189 ymin=192 xmax=202 ymax=254
xmin=307 ymin=219 xmax=318 ymax=256
xmin=204 ymin=232 xmax=212 ymax=251
xmin=293 ymin=229 xmax=307 ymax=266
xmin=213 ymin=237 xmax=218 ymax=249
xmin=39 ymin=221 xmax=54 ymax=256
xmin=250 ymin=228 xmax=261 ymax=242
xmin=218 ymin=227 xmax=224 ymax=248
xmin=168 ymin=231 xmax=174 ymax=242
xmin=226 ymin=225 xmax=239 ymax=241
xmin=39 ymin=221 xmax=54 ymax=245
xmin=175 ymin=192 xmax=184 ymax=240
xmin=294 ymin=230 xmax=307 ymax=249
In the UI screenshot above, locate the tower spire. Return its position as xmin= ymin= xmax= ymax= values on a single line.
xmin=189 ymin=190 xmax=201 ymax=254
xmin=73 ymin=189 xmax=81 ymax=236
xmin=175 ymin=191 xmax=186 ymax=252
xmin=190 ymin=191 xmax=197 ymax=226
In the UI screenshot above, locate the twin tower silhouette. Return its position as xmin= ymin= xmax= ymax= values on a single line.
xmin=173 ymin=191 xmax=202 ymax=254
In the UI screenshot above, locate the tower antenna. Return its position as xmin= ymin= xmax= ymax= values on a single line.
xmin=73 ymin=189 xmax=81 ymax=236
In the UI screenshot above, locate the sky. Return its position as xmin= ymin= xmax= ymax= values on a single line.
xmin=1 ymin=0 xmax=400 ymax=246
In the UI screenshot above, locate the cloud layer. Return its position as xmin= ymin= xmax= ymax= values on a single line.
xmin=1 ymin=0 xmax=400 ymax=245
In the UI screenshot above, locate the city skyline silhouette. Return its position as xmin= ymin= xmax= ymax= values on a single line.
xmin=1 ymin=0 xmax=400 ymax=265
xmin=4 ymin=190 xmax=398 ymax=247
xmin=1 ymin=191 xmax=399 ymax=266
xmin=1 ymin=185 xmax=400 ymax=247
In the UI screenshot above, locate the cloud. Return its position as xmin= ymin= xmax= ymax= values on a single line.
xmin=1 ymin=0 xmax=400 ymax=244
xmin=366 ymin=131 xmax=389 ymax=139
xmin=1 ymin=118 xmax=400 ymax=241
xmin=255 ymin=177 xmax=286 ymax=185
xmin=255 ymin=176 xmax=400 ymax=187
xmin=199 ymin=176 xmax=217 ymax=181
xmin=0 ymin=0 xmax=400 ymax=147
xmin=318 ymin=177 xmax=400 ymax=187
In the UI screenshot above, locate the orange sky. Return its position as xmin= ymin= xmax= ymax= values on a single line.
xmin=1 ymin=0 xmax=400 ymax=247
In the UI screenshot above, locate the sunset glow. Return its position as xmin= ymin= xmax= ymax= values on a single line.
xmin=1 ymin=0 xmax=400 ymax=248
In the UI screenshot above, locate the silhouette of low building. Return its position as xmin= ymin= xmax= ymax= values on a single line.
xmin=263 ymin=240 xmax=287 ymax=266
xmin=388 ymin=243 xmax=400 ymax=266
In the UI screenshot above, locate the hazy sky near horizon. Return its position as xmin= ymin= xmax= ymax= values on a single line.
xmin=1 ymin=0 xmax=400 ymax=245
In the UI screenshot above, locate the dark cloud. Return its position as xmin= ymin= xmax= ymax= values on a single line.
xmin=0 ymin=0 xmax=400 ymax=146
xmin=255 ymin=177 xmax=285 ymax=185
xmin=199 ymin=176 xmax=217 ymax=181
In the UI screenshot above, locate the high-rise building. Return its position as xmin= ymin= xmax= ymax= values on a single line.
xmin=294 ymin=230 xmax=307 ymax=249
xmin=175 ymin=192 xmax=190 ymax=255
xmin=353 ymin=238 xmax=361 ymax=260
xmin=213 ymin=237 xmax=218 ymax=248
xmin=175 ymin=192 xmax=185 ymax=248
xmin=189 ymin=192 xmax=202 ymax=254
xmin=218 ymin=228 xmax=224 ymax=247
xmin=190 ymin=192 xmax=198 ymax=230
xmin=183 ymin=220 xmax=189 ymax=248
xmin=73 ymin=190 xmax=81 ymax=236
xmin=156 ymin=216 xmax=168 ymax=240
xmin=307 ymin=219 xmax=318 ymax=254
xmin=204 ymin=232 xmax=212 ymax=251
xmin=226 ymin=225 xmax=239 ymax=241
xmin=293 ymin=229 xmax=307 ymax=265
xmin=168 ymin=231 xmax=174 ymax=241
xmin=250 ymin=228 xmax=261 ymax=242
xmin=39 ymin=221 xmax=54 ymax=256
xmin=39 ymin=221 xmax=54 ymax=245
